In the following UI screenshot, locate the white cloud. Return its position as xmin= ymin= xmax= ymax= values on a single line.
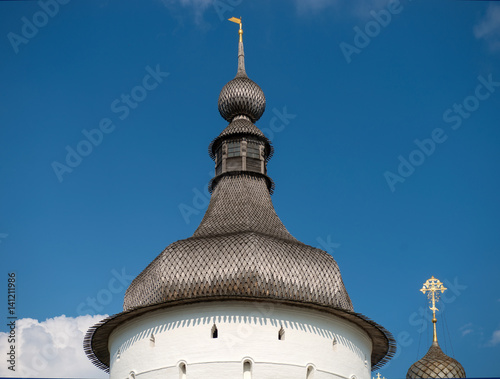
xmin=294 ymin=0 xmax=339 ymax=14
xmin=474 ymin=3 xmax=500 ymax=52
xmin=351 ymin=0 xmax=392 ymax=20
xmin=157 ymin=0 xmax=396 ymax=25
xmin=160 ymin=0 xmax=214 ymax=25
xmin=161 ymin=0 xmax=212 ymax=8
xmin=487 ymin=329 xmax=500 ymax=347
xmin=461 ymin=328 xmax=473 ymax=336
xmin=0 ymin=314 xmax=108 ymax=378
xmin=459 ymin=322 xmax=474 ymax=337
xmin=294 ymin=0 xmax=391 ymax=20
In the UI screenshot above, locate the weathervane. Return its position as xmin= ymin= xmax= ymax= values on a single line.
xmin=228 ymin=16 xmax=243 ymax=42
xmin=420 ymin=276 xmax=447 ymax=342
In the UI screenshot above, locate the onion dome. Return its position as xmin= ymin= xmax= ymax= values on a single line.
xmin=407 ymin=341 xmax=466 ymax=379
xmin=218 ymin=28 xmax=266 ymax=123
xmin=407 ymin=276 xmax=466 ymax=378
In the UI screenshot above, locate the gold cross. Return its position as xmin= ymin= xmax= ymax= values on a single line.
xmin=420 ymin=276 xmax=447 ymax=342
xmin=373 ymin=373 xmax=386 ymax=379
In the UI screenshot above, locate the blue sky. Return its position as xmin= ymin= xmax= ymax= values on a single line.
xmin=0 ymin=0 xmax=499 ymax=378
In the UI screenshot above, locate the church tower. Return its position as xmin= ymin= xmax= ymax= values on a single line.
xmin=84 ymin=19 xmax=395 ymax=379
xmin=407 ymin=276 xmax=466 ymax=378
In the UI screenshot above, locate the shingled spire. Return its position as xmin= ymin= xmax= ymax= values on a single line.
xmin=233 ymin=17 xmax=246 ymax=78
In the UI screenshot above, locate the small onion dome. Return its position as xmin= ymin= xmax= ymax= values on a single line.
xmin=218 ymin=76 xmax=266 ymax=123
xmin=218 ymin=37 xmax=266 ymax=123
xmin=406 ymin=341 xmax=466 ymax=378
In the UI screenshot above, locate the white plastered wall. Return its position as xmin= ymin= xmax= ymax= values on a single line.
xmin=109 ymin=301 xmax=372 ymax=379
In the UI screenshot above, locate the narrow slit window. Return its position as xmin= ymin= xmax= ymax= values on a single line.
xmin=278 ymin=326 xmax=285 ymax=341
xmin=306 ymin=366 xmax=315 ymax=379
xmin=179 ymin=362 xmax=187 ymax=379
xmin=150 ymin=333 xmax=155 ymax=347
xmin=211 ymin=324 xmax=218 ymax=338
xmin=215 ymin=146 xmax=222 ymax=163
xmin=243 ymin=360 xmax=252 ymax=379
xmin=215 ymin=146 xmax=223 ymax=175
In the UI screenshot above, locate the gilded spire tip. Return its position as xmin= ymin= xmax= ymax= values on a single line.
xmin=228 ymin=16 xmax=246 ymax=77
xmin=228 ymin=17 xmax=243 ymax=42
xmin=420 ymin=276 xmax=447 ymax=343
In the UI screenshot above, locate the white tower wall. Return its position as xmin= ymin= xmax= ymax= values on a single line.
xmin=109 ymin=301 xmax=372 ymax=379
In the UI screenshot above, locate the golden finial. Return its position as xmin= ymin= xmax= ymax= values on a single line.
xmin=228 ymin=17 xmax=243 ymax=42
xmin=373 ymin=373 xmax=386 ymax=379
xmin=420 ymin=276 xmax=447 ymax=342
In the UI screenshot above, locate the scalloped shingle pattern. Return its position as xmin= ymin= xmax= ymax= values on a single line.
xmin=194 ymin=174 xmax=292 ymax=240
xmin=123 ymin=175 xmax=353 ymax=312
xmin=219 ymin=118 xmax=266 ymax=139
xmin=218 ymin=76 xmax=266 ymax=123
xmin=406 ymin=342 xmax=466 ymax=378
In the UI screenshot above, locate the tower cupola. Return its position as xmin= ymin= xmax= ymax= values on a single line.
xmin=210 ymin=18 xmax=272 ymax=190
